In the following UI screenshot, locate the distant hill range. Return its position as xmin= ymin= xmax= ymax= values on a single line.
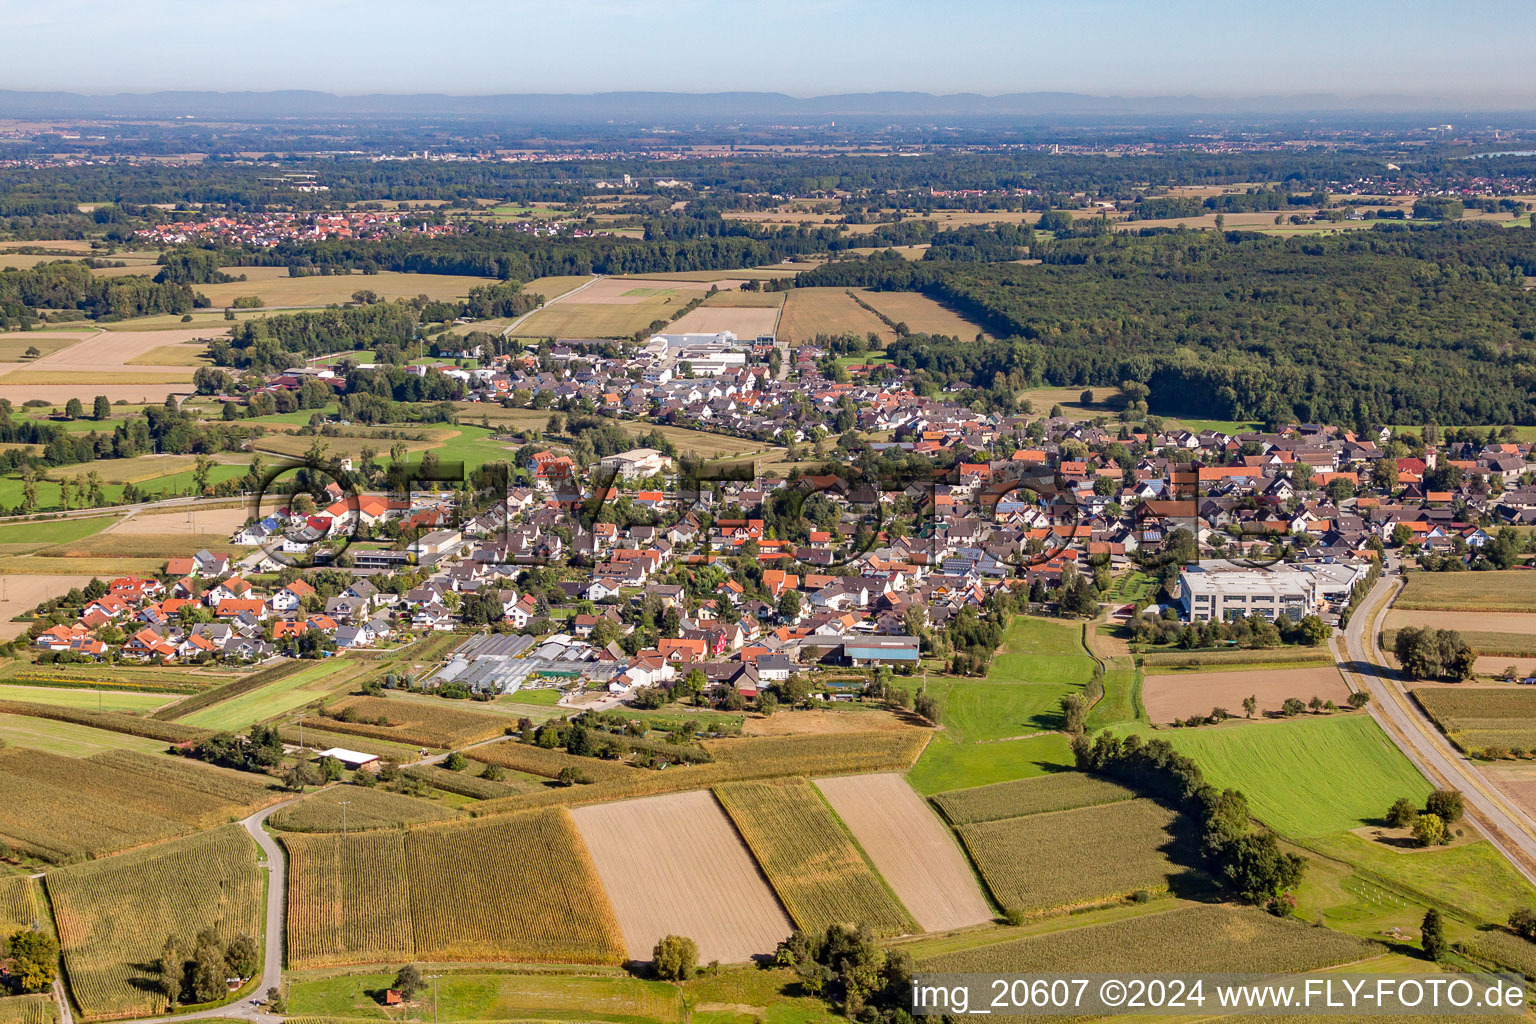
xmin=0 ymin=89 xmax=1511 ymax=122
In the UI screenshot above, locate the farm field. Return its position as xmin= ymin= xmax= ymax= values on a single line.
xmin=0 ymin=712 xmax=171 ymax=756
xmin=665 ymin=304 xmax=780 ymax=337
xmin=122 ymin=342 xmax=211 ymax=366
xmin=283 ymin=810 xmax=624 ymax=967
xmin=196 ymin=269 xmax=495 ymax=308
xmin=46 ymin=824 xmax=263 ymax=1020
xmin=1412 ymin=686 xmax=1536 ymax=753
xmin=959 ymin=798 xmax=1200 ymax=916
xmin=1156 ymin=714 xmax=1431 ymax=837
xmin=1017 ymin=385 xmax=1128 ymax=421
xmin=109 ymin=504 xmax=250 ymax=536
xmin=0 ymin=515 xmax=116 ymax=553
xmin=313 ymin=693 xmax=513 ymax=749
xmin=714 ymin=777 xmax=915 ymax=937
xmin=932 ymin=772 xmax=1135 ymax=825
xmin=0 ymin=573 xmax=99 ymax=638
xmin=1384 ymin=609 xmax=1536 ymax=635
xmin=0 ymin=747 xmax=280 ymax=862
xmin=909 ymin=616 xmax=1092 ymax=794
xmin=1485 ymin=765 xmax=1536 ymax=823
xmin=179 ymin=658 xmax=359 ymax=731
xmin=0 ymin=328 xmax=215 ymax=404
xmin=284 ymin=970 xmax=685 ymax=1024
xmin=1142 ymin=665 xmax=1351 ymax=724
xmin=854 ymin=290 xmax=988 ymax=339
xmin=701 ymin=289 xmax=785 ymax=307
xmin=0 ymin=874 xmax=41 ymax=934
xmin=270 ymin=785 xmax=460 ymax=832
xmin=1303 ymin=828 xmax=1536 ymax=925
xmin=0 ymin=683 xmax=174 ymax=713
xmin=777 ymin=287 xmax=895 ymax=345
xmin=571 ymin=789 xmax=793 ymax=963
xmin=1137 ymin=645 xmax=1336 ymax=671
xmin=1396 ymin=570 xmax=1536 ymax=613
xmin=814 ymin=773 xmax=992 ymax=933
xmin=915 ymin=902 xmax=1375 ymax=976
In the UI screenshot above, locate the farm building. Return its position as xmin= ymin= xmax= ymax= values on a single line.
xmin=312 ymin=747 xmax=380 ymax=771
xmin=839 ymin=636 xmax=921 ymax=666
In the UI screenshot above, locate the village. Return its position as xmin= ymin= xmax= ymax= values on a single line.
xmin=19 ymin=321 xmax=1536 ymax=714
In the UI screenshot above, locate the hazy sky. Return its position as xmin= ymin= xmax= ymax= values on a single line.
xmin=4 ymin=0 xmax=1535 ymax=101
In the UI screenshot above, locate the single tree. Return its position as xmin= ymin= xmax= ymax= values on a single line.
xmin=225 ymin=933 xmax=259 ymax=979
xmin=1386 ymin=797 xmax=1418 ymax=828
xmin=92 ymin=395 xmax=110 ymax=421
xmin=653 ymin=934 xmax=699 ymax=981
xmin=63 ymin=397 xmax=83 ymax=419
xmin=393 ymin=964 xmax=424 ymax=1000
xmin=1420 ymin=908 xmax=1446 ymax=960
xmin=1242 ymin=694 xmax=1258 ymax=719
xmin=1412 ymin=812 xmax=1448 ymax=848
xmin=157 ymin=934 xmax=185 ymax=1004
xmin=1425 ymin=789 xmax=1464 ymax=824
xmin=444 ymin=750 xmax=469 ymax=771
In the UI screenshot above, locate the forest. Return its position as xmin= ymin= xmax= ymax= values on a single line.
xmin=811 ymin=223 xmax=1536 ymax=426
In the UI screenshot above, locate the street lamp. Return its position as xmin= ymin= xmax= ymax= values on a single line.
xmin=338 ymin=799 xmax=351 ymax=838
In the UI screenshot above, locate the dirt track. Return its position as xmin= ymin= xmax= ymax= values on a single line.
xmin=570 ymin=790 xmax=792 ymax=963
xmin=814 ymin=773 xmax=992 ymax=933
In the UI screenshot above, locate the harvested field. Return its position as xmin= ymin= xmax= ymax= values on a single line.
xmin=269 ymin=786 xmax=459 ymax=832
xmin=108 ymin=505 xmax=250 ymax=536
xmin=282 ymin=809 xmax=624 ymax=968
xmin=508 ymin=301 xmax=673 ymax=339
xmin=572 ymin=789 xmax=792 ymax=963
xmin=122 ymin=343 xmax=210 ymax=366
xmin=196 ymin=270 xmax=494 ymax=308
xmin=1142 ymin=665 xmax=1351 ymax=724
xmin=714 ymin=778 xmax=914 ymax=936
xmin=566 ymin=277 xmax=725 ymax=303
xmin=1384 ymin=609 xmax=1536 ymax=635
xmin=959 ymin=798 xmax=1199 ymax=916
xmin=701 ymin=290 xmax=785 ymax=307
xmin=47 ymin=825 xmax=263 ymax=1020
xmin=0 ymin=572 xmax=98 ymax=640
xmin=1485 ymin=766 xmax=1536 ymax=822
xmin=814 ymin=773 xmax=991 ymax=932
xmin=916 ymin=902 xmax=1375 ymax=977
xmin=777 ymin=288 xmax=895 ymax=346
xmin=1413 ymin=686 xmax=1536 ymax=753
xmin=1475 ymin=656 xmax=1536 ymax=677
xmin=0 ymin=746 xmax=279 ymax=862
xmin=932 ymin=773 xmax=1135 ymax=825
xmin=666 ymin=305 xmax=780 ymax=337
xmin=855 ymin=290 xmax=988 ymax=339
xmin=314 ymin=694 xmax=512 ymax=749
xmin=1397 ymin=571 xmax=1536 ymax=613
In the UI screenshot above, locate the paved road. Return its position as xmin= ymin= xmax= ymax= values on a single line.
xmin=122 ymin=796 xmax=302 ymax=1024
xmin=499 ymin=274 xmax=604 ymax=338
xmin=1335 ymin=574 xmax=1536 ymax=886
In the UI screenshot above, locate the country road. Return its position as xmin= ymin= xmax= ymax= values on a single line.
xmin=1335 ymin=574 xmax=1536 ymax=887
xmin=122 ymin=795 xmax=302 ymax=1024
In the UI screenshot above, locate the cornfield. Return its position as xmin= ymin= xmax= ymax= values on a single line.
xmin=957 ymin=799 xmax=1199 ymax=916
xmin=315 ymin=695 xmax=511 ymax=749
xmin=46 ymin=825 xmax=263 ymax=1021
xmin=0 ymin=748 xmax=281 ymax=863
xmin=714 ymin=778 xmax=914 ymax=936
xmin=0 ymin=994 xmax=57 ymax=1024
xmin=1399 ymin=570 xmax=1536 ymax=613
xmin=933 ymin=774 xmax=1134 ymax=825
xmin=403 ymin=764 xmax=528 ymax=799
xmin=282 ymin=809 xmax=625 ymax=968
xmin=470 ymin=729 xmax=932 ymax=816
xmin=269 ymin=786 xmax=458 ymax=833
xmin=1413 ymin=687 xmax=1536 ymax=754
xmin=0 ymin=874 xmax=42 ymax=934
